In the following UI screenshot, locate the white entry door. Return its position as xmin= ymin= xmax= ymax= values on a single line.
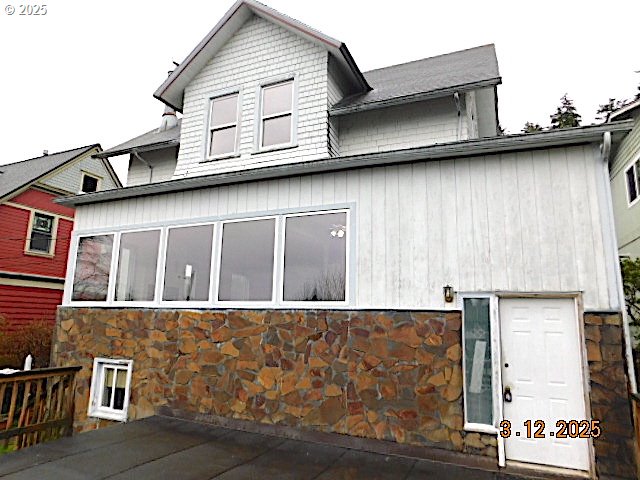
xmin=500 ymin=298 xmax=590 ymax=471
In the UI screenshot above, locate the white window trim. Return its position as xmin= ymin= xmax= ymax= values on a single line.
xmin=24 ymin=210 xmax=58 ymax=257
xmin=255 ymin=76 xmax=298 ymax=153
xmin=458 ymin=292 xmax=502 ymax=434
xmin=79 ymin=171 xmax=102 ymax=194
xmin=624 ymin=158 xmax=640 ymax=207
xmin=87 ymin=357 xmax=133 ymax=422
xmin=205 ymin=90 xmax=242 ymax=161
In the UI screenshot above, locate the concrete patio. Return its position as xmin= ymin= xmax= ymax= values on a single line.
xmin=0 ymin=416 xmax=559 ymax=479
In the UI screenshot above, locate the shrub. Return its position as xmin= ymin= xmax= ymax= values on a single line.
xmin=0 ymin=318 xmax=53 ymax=369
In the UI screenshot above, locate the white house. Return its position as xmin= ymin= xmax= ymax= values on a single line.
xmin=52 ymin=1 xmax=638 ymax=478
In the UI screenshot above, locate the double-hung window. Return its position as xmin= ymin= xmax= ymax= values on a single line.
xmin=259 ymin=80 xmax=294 ymax=148
xmin=207 ymin=93 xmax=239 ymax=158
xmin=27 ymin=212 xmax=56 ymax=255
xmin=88 ymin=358 xmax=133 ymax=422
xmin=625 ymin=159 xmax=640 ymax=205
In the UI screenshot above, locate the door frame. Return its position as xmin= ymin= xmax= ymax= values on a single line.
xmin=495 ymin=292 xmax=596 ymax=477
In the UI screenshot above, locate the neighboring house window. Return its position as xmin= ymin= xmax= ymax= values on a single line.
xmin=208 ymin=93 xmax=239 ymax=158
xmin=27 ymin=212 xmax=56 ymax=255
xmin=462 ymin=297 xmax=494 ymax=430
xmin=80 ymin=172 xmax=101 ymax=193
xmin=626 ymin=160 xmax=640 ymax=205
xmin=260 ymin=80 xmax=294 ymax=148
xmin=115 ymin=230 xmax=161 ymax=301
xmin=283 ymin=211 xmax=347 ymax=301
xmin=88 ymin=358 xmax=133 ymax=422
xmin=218 ymin=218 xmax=276 ymax=301
xmin=163 ymin=224 xmax=215 ymax=301
xmin=71 ymin=235 xmax=114 ymax=301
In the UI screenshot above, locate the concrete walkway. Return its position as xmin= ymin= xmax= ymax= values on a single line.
xmin=0 ymin=417 xmax=549 ymax=479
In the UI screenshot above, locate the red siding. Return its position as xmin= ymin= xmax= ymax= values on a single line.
xmin=0 ymin=188 xmax=74 ymax=278
xmin=0 ymin=284 xmax=62 ymax=330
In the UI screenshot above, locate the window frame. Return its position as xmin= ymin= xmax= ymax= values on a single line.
xmin=87 ymin=357 xmax=133 ymax=422
xmin=279 ymin=209 xmax=350 ymax=308
xmin=255 ymin=76 xmax=298 ymax=152
xmin=80 ymin=171 xmax=102 ymax=194
xmin=25 ymin=210 xmax=58 ymax=257
xmin=205 ymin=90 xmax=241 ymax=161
xmin=624 ymin=158 xmax=640 ymax=207
xmin=214 ymin=215 xmax=280 ymax=307
xmin=458 ymin=292 xmax=502 ymax=435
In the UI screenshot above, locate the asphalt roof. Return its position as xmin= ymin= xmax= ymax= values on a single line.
xmin=96 ymin=120 xmax=181 ymax=158
xmin=0 ymin=144 xmax=99 ymax=200
xmin=332 ymin=44 xmax=501 ymax=114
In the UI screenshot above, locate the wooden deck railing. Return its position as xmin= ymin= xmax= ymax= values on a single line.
xmin=0 ymin=366 xmax=81 ymax=451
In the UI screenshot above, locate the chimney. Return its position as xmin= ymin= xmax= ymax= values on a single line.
xmin=157 ymin=67 xmax=179 ymax=132
xmin=43 ymin=150 xmax=48 ymax=156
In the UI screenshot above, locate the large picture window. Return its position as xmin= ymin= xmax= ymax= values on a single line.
xmin=163 ymin=224 xmax=214 ymax=301
xmin=115 ymin=230 xmax=160 ymax=301
xmin=283 ymin=212 xmax=347 ymax=302
xmin=71 ymin=235 xmax=114 ymax=301
xmin=260 ymin=80 xmax=293 ymax=148
xmin=462 ymin=297 xmax=494 ymax=427
xmin=207 ymin=93 xmax=239 ymax=158
xmin=218 ymin=219 xmax=276 ymax=301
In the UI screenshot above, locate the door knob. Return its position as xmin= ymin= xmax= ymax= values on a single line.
xmin=504 ymin=386 xmax=512 ymax=403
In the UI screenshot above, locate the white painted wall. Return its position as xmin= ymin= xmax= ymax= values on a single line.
xmin=337 ymin=97 xmax=467 ymax=156
xmin=42 ymin=151 xmax=119 ymax=193
xmin=73 ymin=144 xmax=615 ymax=311
xmin=127 ymin=147 xmax=178 ymax=187
xmin=475 ymin=87 xmax=498 ymax=138
xmin=173 ymin=14 xmax=329 ymax=179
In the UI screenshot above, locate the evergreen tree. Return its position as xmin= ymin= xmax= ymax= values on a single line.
xmin=596 ymin=98 xmax=626 ymax=122
xmin=550 ymin=94 xmax=581 ymax=129
xmin=522 ymin=122 xmax=543 ymax=133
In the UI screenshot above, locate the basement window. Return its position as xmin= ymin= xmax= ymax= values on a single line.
xmin=207 ymin=93 xmax=239 ymax=158
xmin=27 ymin=212 xmax=56 ymax=255
xmin=88 ymin=358 xmax=133 ymax=422
xmin=626 ymin=159 xmax=640 ymax=205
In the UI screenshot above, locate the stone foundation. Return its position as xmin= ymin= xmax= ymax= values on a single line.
xmin=53 ymin=308 xmax=496 ymax=457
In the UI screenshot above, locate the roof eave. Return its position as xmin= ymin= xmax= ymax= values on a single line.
xmin=56 ymin=121 xmax=632 ymax=208
xmin=330 ymin=77 xmax=502 ymax=116
xmin=94 ymin=140 xmax=180 ymax=159
xmin=610 ymin=98 xmax=640 ymax=121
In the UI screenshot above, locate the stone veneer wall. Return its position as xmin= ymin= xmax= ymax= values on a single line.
xmin=584 ymin=312 xmax=638 ymax=479
xmin=53 ymin=308 xmax=497 ymax=457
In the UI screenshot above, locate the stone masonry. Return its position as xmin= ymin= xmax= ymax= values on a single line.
xmin=53 ymin=308 xmax=497 ymax=458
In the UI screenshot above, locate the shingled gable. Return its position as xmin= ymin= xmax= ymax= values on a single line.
xmin=154 ymin=0 xmax=370 ymax=112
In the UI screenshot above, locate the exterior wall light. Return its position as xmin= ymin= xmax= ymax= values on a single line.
xmin=443 ymin=284 xmax=454 ymax=303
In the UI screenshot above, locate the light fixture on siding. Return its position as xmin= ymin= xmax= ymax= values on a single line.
xmin=330 ymin=224 xmax=346 ymax=238
xmin=443 ymin=285 xmax=454 ymax=303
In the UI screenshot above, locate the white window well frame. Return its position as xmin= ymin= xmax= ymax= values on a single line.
xmin=458 ymin=292 xmax=502 ymax=435
xmin=79 ymin=171 xmax=102 ymax=194
xmin=624 ymin=157 xmax=640 ymax=207
xmin=278 ymin=209 xmax=351 ymax=308
xmin=25 ymin=210 xmax=58 ymax=257
xmin=87 ymin=357 xmax=133 ymax=422
xmin=214 ymin=215 xmax=280 ymax=307
xmin=256 ymin=76 xmax=298 ymax=152
xmin=205 ymin=90 xmax=241 ymax=161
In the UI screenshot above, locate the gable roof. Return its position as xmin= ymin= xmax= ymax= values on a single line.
xmin=610 ymin=98 xmax=640 ymax=121
xmin=331 ymin=45 xmax=501 ymax=116
xmin=154 ymin=0 xmax=370 ymax=112
xmin=0 ymin=145 xmax=102 ymax=201
xmin=95 ymin=120 xmax=181 ymax=158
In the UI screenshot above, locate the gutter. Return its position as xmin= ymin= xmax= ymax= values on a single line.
xmin=55 ymin=121 xmax=633 ymax=207
xmin=330 ymin=77 xmax=501 ymax=117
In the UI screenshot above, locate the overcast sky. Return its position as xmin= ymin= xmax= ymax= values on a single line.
xmin=1 ymin=0 xmax=638 ymax=183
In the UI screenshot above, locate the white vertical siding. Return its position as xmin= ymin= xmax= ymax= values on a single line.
xmin=74 ymin=145 xmax=614 ymax=310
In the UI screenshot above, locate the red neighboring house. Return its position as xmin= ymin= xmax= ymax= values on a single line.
xmin=0 ymin=145 xmax=121 ymax=330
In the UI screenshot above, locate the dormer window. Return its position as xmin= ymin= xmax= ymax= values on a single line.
xmin=259 ymin=80 xmax=294 ymax=149
xmin=207 ymin=92 xmax=240 ymax=158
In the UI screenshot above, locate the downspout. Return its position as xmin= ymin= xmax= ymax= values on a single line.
xmin=453 ymin=92 xmax=462 ymax=141
xmin=600 ymin=131 xmax=637 ymax=393
xmin=132 ymin=149 xmax=153 ymax=183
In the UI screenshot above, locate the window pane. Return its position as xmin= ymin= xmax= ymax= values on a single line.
xmin=29 ymin=213 xmax=54 ymax=252
xmin=163 ymin=225 xmax=214 ymax=301
xmin=82 ymin=175 xmax=99 ymax=193
xmin=101 ymin=367 xmax=114 ymax=407
xmin=113 ymin=369 xmax=127 ymax=410
xmin=209 ymin=126 xmax=236 ymax=156
xmin=72 ymin=235 xmax=113 ymax=301
xmin=210 ymin=94 xmax=238 ymax=127
xmin=262 ymin=115 xmax=291 ymax=147
xmin=628 ymin=166 xmax=638 ymax=203
xmin=263 ymin=81 xmax=292 ymax=116
xmin=283 ymin=212 xmax=347 ymax=301
xmin=218 ymin=219 xmax=275 ymax=301
xmin=115 ymin=230 xmax=160 ymax=301
xmin=463 ymin=298 xmax=493 ymax=425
